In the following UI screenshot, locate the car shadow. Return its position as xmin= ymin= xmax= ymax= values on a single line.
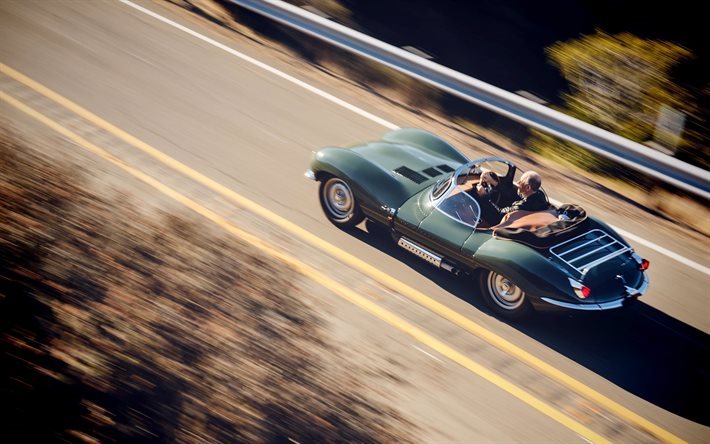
xmin=347 ymin=221 xmax=709 ymax=426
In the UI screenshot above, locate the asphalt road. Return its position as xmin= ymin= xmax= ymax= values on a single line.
xmin=1 ymin=0 xmax=708 ymax=440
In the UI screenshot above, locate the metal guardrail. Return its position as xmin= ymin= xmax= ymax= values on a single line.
xmin=230 ymin=0 xmax=710 ymax=199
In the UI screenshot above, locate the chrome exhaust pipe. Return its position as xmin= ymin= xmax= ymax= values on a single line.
xmin=440 ymin=261 xmax=461 ymax=276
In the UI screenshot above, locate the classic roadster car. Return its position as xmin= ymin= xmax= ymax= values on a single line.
xmin=305 ymin=128 xmax=649 ymax=318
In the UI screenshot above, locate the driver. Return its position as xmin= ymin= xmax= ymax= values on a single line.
xmin=468 ymin=170 xmax=503 ymax=226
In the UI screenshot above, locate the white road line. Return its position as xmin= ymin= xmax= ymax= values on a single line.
xmin=413 ymin=345 xmax=444 ymax=363
xmin=118 ymin=0 xmax=398 ymax=130
xmin=613 ymin=227 xmax=709 ymax=275
xmin=119 ymin=0 xmax=708 ymax=276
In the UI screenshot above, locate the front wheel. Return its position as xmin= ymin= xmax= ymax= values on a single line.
xmin=319 ymin=176 xmax=365 ymax=228
xmin=479 ymin=270 xmax=531 ymax=319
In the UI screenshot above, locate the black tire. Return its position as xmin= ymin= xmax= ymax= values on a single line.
xmin=318 ymin=176 xmax=365 ymax=229
xmin=479 ymin=269 xmax=531 ymax=319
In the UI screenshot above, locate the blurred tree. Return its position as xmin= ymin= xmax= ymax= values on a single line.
xmin=291 ymin=0 xmax=352 ymax=24
xmin=528 ymin=31 xmax=704 ymax=176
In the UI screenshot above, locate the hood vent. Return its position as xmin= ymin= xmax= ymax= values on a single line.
xmin=394 ymin=166 xmax=427 ymax=184
xmin=437 ymin=164 xmax=454 ymax=172
xmin=422 ymin=167 xmax=442 ymax=178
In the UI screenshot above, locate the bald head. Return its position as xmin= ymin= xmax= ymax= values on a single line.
xmin=522 ymin=171 xmax=541 ymax=190
xmin=517 ymin=171 xmax=542 ymax=197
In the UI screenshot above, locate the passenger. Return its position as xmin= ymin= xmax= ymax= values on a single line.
xmin=499 ymin=171 xmax=548 ymax=215
xmin=469 ymin=170 xmax=503 ymax=226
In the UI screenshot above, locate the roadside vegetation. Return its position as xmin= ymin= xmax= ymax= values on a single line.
xmin=0 ymin=129 xmax=411 ymax=442
xmin=528 ymin=31 xmax=706 ymax=177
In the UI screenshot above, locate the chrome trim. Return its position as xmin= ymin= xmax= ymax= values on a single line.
xmin=577 ymin=248 xmax=630 ymax=273
xmin=441 ymin=262 xmax=455 ymax=272
xmin=397 ymin=237 xmax=442 ymax=267
xmin=542 ymin=272 xmax=648 ymax=311
xmin=540 ymin=297 xmax=625 ymax=311
xmin=625 ymin=272 xmax=649 ymax=296
xmin=452 ymin=157 xmax=515 ymax=178
xmin=557 ymin=237 xmax=599 ymax=256
xmin=568 ymin=240 xmax=617 ymax=263
xmin=598 ymin=299 xmax=627 ymax=310
xmin=567 ymin=278 xmax=582 ymax=289
xmin=550 ymin=229 xmax=630 ymax=277
xmin=304 ymin=169 xmax=316 ymax=181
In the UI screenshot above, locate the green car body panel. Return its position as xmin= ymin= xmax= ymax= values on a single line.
xmin=311 ymin=129 xmax=464 ymax=216
xmin=308 ymin=128 xmax=649 ymax=315
xmin=473 ymin=237 xmax=567 ymax=296
xmin=380 ymin=128 xmax=469 ymax=164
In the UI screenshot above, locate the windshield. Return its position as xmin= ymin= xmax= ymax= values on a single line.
xmin=437 ymin=185 xmax=481 ymax=228
xmin=473 ymin=160 xmax=509 ymax=178
xmin=429 ymin=157 xmax=516 ymax=229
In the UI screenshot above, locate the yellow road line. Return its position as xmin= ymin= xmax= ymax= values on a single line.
xmin=0 ymin=62 xmax=684 ymax=443
xmin=2 ymin=89 xmax=611 ymax=443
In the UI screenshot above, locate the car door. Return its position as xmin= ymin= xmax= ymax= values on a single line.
xmin=414 ymin=186 xmax=480 ymax=262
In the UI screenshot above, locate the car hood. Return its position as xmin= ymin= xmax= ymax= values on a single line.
xmin=352 ymin=141 xmax=457 ymax=172
xmin=351 ymin=141 xmax=458 ymax=201
xmin=311 ymin=140 xmax=463 ymax=210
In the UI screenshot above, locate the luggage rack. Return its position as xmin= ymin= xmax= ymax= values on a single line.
xmin=550 ymin=229 xmax=631 ymax=277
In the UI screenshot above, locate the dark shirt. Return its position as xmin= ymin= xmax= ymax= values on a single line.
xmin=467 ymin=184 xmax=503 ymax=226
xmin=500 ymin=190 xmax=548 ymax=214
xmin=473 ymin=195 xmax=502 ymax=226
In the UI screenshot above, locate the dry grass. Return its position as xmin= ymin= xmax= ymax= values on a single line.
xmin=0 ymin=129 xmax=411 ymax=443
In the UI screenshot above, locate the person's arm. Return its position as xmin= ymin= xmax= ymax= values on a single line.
xmin=499 ymin=199 xmax=522 ymax=214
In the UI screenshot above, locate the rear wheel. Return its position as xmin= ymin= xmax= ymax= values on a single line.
xmin=319 ymin=176 xmax=365 ymax=228
xmin=479 ymin=270 xmax=531 ymax=319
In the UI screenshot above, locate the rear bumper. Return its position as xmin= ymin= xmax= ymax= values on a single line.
xmin=304 ymin=169 xmax=316 ymax=181
xmin=538 ymin=272 xmax=648 ymax=311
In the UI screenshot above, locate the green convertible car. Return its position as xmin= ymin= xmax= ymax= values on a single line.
xmin=305 ymin=128 xmax=650 ymax=318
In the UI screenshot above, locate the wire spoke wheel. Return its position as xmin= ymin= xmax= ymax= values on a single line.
xmin=319 ymin=176 xmax=364 ymax=228
xmin=480 ymin=270 xmax=530 ymax=319
xmin=324 ymin=179 xmax=354 ymax=219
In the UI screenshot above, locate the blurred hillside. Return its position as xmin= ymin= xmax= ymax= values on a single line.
xmin=0 ymin=129 xmax=411 ymax=442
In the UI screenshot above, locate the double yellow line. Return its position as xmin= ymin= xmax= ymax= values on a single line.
xmin=0 ymin=62 xmax=682 ymax=443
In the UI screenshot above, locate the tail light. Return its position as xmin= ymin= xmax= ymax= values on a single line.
xmin=568 ymin=278 xmax=591 ymax=299
xmin=632 ymin=253 xmax=650 ymax=271
xmin=574 ymin=285 xmax=591 ymax=299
